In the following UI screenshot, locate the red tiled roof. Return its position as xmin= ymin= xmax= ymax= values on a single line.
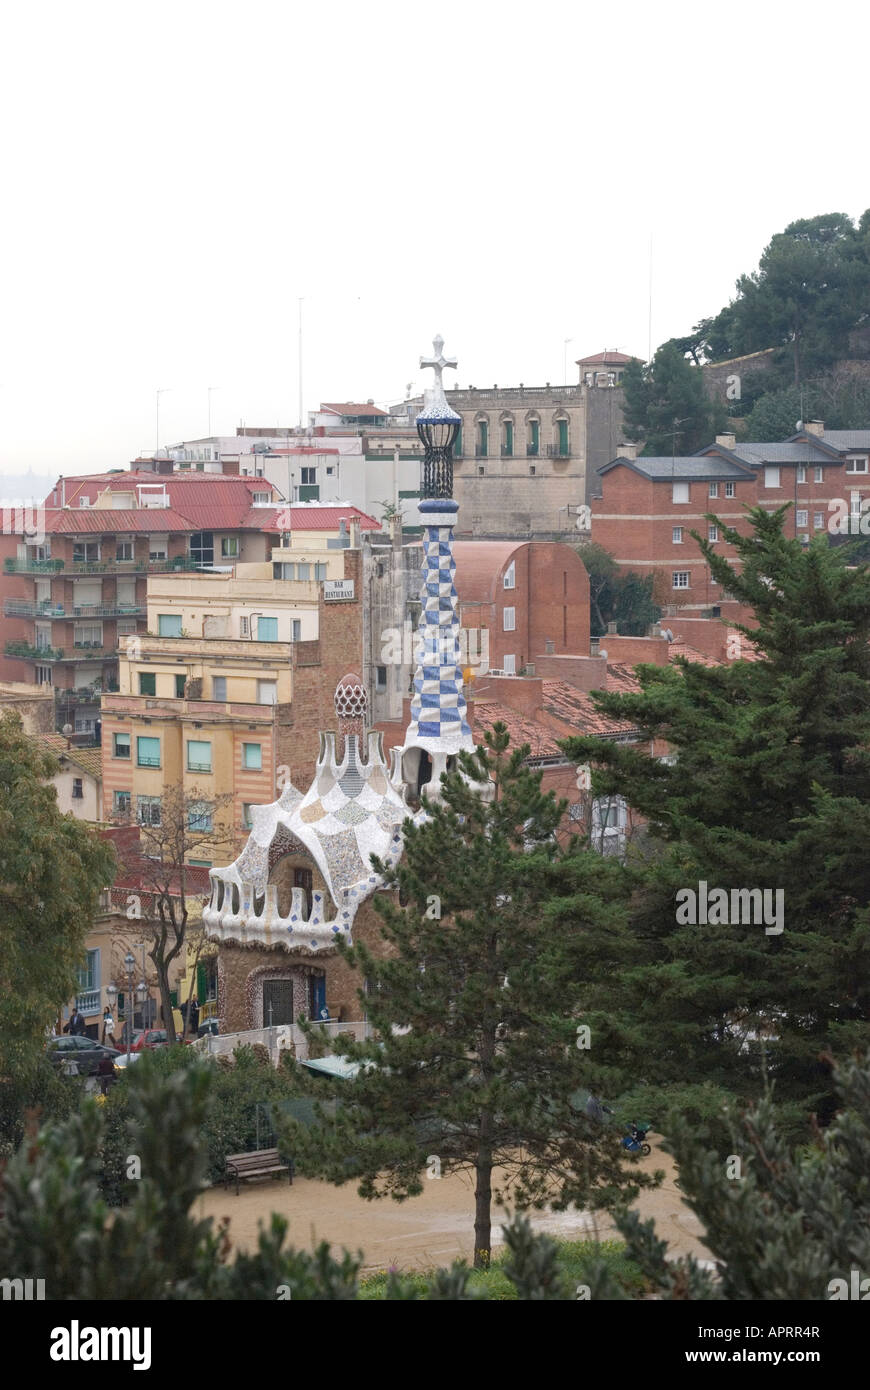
xmin=472 ymin=701 xmax=563 ymax=758
xmin=541 ymin=678 xmax=639 ymax=739
xmin=258 ymin=505 xmax=382 ymax=533
xmin=453 ymin=542 xmax=522 ymax=605
xmin=42 ymin=508 xmax=194 ymax=534
xmin=605 ymin=662 xmax=642 ymax=693
xmin=39 ymin=734 xmax=102 ymax=780
xmin=320 ymin=402 xmax=388 ymax=418
xmin=668 ymin=639 xmax=722 ymax=668
xmin=576 ymin=350 xmax=637 ymax=366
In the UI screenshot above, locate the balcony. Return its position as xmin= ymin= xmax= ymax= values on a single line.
xmin=3 ymin=600 xmax=146 ymax=619
xmin=546 ymin=443 xmax=571 ymax=459
xmin=137 ymin=755 xmax=161 ymax=768
xmin=501 ymin=445 xmax=513 ymax=457
xmin=526 ymin=444 xmax=539 ymax=458
xmin=3 ymin=556 xmax=199 ymax=576
xmin=4 ymin=641 xmax=116 ymax=663
xmin=475 ymin=446 xmax=488 ymax=458
xmin=75 ymin=988 xmax=101 ymax=1016
xmin=187 ymin=761 xmax=213 ymax=773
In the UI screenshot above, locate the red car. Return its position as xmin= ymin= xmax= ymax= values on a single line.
xmin=128 ymin=1028 xmax=195 ymax=1051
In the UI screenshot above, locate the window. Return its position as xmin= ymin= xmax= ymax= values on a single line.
xmin=137 ymin=795 xmax=161 ymax=827
xmin=708 ymin=525 xmax=718 ymax=542
xmin=113 ymin=789 xmax=131 ymax=813
xmin=725 ymin=481 xmax=735 ymax=498
xmin=257 ymin=679 xmax=277 ymax=704
xmin=116 ymin=541 xmax=134 ymax=561
xmin=72 ymin=542 xmax=100 ymax=564
xmin=847 ymin=457 xmax=868 ymax=473
xmin=503 ymin=654 xmax=516 ymax=674
xmin=139 ymin=672 xmax=156 ymax=695
xmin=213 ymin=676 xmax=227 ymax=701
xmin=375 ymin=666 xmax=387 ymax=691
xmin=527 ymin=419 xmax=540 ymax=457
xmin=117 ymin=620 xmax=138 ymax=635
xmin=252 ymin=492 xmax=270 ymax=505
xmin=239 ymin=615 xmax=249 ymax=637
xmin=77 ymin=948 xmax=99 ymax=996
xmin=36 ymin=665 xmax=52 ymax=686
xmin=502 ymin=420 xmax=513 ymax=457
xmin=78 ymin=496 xmax=91 ymax=508
xmin=709 ymin=482 xmax=719 ymax=498
xmin=503 ymin=561 xmax=516 ymax=589
xmin=242 ymin=804 xmax=254 ymax=829
xmin=672 ymin=571 xmax=690 ymax=589
xmin=672 ymin=482 xmax=689 ymax=503
xmin=274 ymin=562 xmax=294 ymax=580
xmin=35 ymin=623 xmax=52 ymax=651
xmin=149 ymin=536 xmax=168 ymax=561
xmin=296 ymin=563 xmax=310 ymax=580
xmin=476 ymin=421 xmax=488 ymax=457
xmin=113 ymin=732 xmax=130 ymax=759
xmin=137 ymin=735 xmax=160 ymax=768
xmin=557 ymin=419 xmax=569 ymax=455
xmin=258 ymin=616 xmax=278 ymax=642
xmin=175 ymin=674 xmax=186 ymax=698
xmin=796 ymin=510 xmax=808 ymax=528
xmin=242 ymin=742 xmax=262 ymax=770
xmin=300 ymin=467 xmax=316 ymax=486
xmin=503 ymin=606 xmax=516 ymax=631
xmin=188 ymin=803 xmax=213 ymax=833
xmin=189 ymin=532 xmax=214 ymax=567
xmin=814 ymin=512 xmax=824 ymax=529
xmin=478 ymin=465 xmax=485 ymax=476
xmin=221 ymin=537 xmax=239 ymax=558
xmin=315 ymin=563 xmax=327 ymax=580
xmin=529 ymin=465 xmax=536 ymax=476
xmin=672 ymin=526 xmax=683 ymax=544
xmin=764 ymin=466 xmax=780 ymax=489
xmin=187 ymin=739 xmax=212 ymax=772
xmin=74 ymin=718 xmax=94 ymax=733
xmin=74 ymin=623 xmax=102 ymax=647
xmin=797 ymin=465 xmax=807 ymax=484
xmin=158 ymin=613 xmax=182 ymax=637
xmin=814 ymin=466 xmax=823 ymax=483
xmin=72 ymin=777 xmax=83 ymax=799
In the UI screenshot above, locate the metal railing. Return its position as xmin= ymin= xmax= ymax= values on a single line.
xmin=4 ymin=557 xmax=199 ymax=576
xmin=3 ymin=600 xmax=145 ymax=619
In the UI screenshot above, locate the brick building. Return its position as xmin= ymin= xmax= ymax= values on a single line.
xmin=589 ymin=421 xmax=870 ymax=620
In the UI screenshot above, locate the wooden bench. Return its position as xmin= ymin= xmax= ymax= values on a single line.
xmin=224 ymin=1148 xmax=293 ymax=1196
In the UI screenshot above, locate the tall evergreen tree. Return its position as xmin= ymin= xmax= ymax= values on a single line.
xmin=0 ymin=713 xmax=115 ymax=1145
xmin=622 ymin=343 xmax=725 ymax=456
xmin=283 ymin=727 xmax=653 ymax=1267
xmin=562 ymin=511 xmax=870 ymax=1124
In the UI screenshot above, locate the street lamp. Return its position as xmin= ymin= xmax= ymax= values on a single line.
xmin=416 ymin=335 xmax=460 ymax=500
xmin=106 ymin=951 xmax=148 ymax=1064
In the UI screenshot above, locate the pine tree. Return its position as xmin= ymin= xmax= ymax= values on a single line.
xmin=282 ymin=726 xmax=653 ymax=1268
xmin=562 ymin=510 xmax=870 ymax=1125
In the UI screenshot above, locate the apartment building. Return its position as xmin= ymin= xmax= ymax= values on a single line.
xmin=0 ymin=470 xmax=285 ymax=733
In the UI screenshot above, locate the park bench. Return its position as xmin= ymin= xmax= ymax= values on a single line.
xmin=224 ymin=1147 xmax=293 ymax=1196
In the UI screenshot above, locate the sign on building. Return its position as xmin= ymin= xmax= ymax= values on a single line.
xmin=324 ymin=579 xmax=355 ymax=601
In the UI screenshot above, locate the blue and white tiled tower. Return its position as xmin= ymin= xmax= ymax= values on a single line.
xmin=398 ymin=337 xmax=476 ymax=799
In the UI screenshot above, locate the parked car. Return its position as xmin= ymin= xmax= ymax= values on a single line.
xmin=197 ymin=1018 xmax=219 ymax=1038
xmin=128 ymin=1029 xmax=170 ymax=1052
xmin=113 ymin=1051 xmax=142 ymax=1072
xmin=47 ymin=1036 xmax=121 ymax=1076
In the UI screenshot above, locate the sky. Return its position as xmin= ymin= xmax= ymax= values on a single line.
xmin=1 ymin=0 xmax=868 ymax=480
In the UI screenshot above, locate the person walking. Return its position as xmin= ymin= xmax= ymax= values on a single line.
xmin=65 ymin=1007 xmax=85 ymax=1036
xmin=101 ymin=1007 xmax=115 ymax=1045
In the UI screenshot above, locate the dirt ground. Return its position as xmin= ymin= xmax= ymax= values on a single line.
xmin=197 ymin=1140 xmax=709 ymax=1274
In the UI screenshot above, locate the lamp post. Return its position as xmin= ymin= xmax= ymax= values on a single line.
xmin=416 ymin=335 xmax=461 ymax=500
xmin=106 ymin=952 xmax=148 ymax=1065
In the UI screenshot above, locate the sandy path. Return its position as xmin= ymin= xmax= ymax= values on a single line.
xmin=197 ymin=1141 xmax=708 ymax=1273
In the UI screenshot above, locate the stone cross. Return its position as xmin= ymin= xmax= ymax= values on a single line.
xmin=420 ymin=335 xmax=457 ymax=391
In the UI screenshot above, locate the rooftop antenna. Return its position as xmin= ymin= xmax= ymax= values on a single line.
xmin=648 ymin=235 xmax=654 ymax=363
xmin=297 ymin=298 xmax=304 ymax=430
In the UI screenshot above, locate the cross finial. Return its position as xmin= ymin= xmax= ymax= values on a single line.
xmin=420 ymin=334 xmax=457 ymax=392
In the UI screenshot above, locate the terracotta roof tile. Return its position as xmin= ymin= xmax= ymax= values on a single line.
xmin=472 ymin=701 xmax=563 ymax=757
xmin=540 ymin=678 xmax=639 ymax=739
xmin=39 ymin=733 xmax=102 ymax=780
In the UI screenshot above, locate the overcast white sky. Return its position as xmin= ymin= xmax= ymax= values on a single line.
xmin=1 ymin=0 xmax=868 ymax=479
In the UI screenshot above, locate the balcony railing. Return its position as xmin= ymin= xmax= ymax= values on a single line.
xmin=526 ymin=444 xmax=539 ymax=457
xmin=187 ymin=760 xmax=213 ymax=773
xmin=501 ymin=445 xmax=513 ymax=457
xmin=475 ymin=446 xmax=488 ymax=458
xmin=4 ymin=641 xmax=116 ymax=663
xmin=546 ymin=443 xmax=571 ymax=458
xmin=75 ymin=988 xmax=101 ymax=1016
xmin=3 ymin=556 xmax=199 ymax=576
xmin=3 ymin=600 xmax=145 ymax=619
xmin=137 ymin=755 xmax=161 ymax=768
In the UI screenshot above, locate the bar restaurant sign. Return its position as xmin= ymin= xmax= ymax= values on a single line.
xmin=324 ymin=579 xmax=355 ymax=601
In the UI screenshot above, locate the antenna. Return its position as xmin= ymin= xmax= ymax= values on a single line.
xmin=648 ymin=234 xmax=653 ymax=363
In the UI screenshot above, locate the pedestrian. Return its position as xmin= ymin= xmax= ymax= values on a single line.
xmin=96 ymin=1054 xmax=115 ymax=1096
xmin=65 ymin=1007 xmax=85 ymax=1036
xmin=101 ymin=1007 xmax=115 ymax=1045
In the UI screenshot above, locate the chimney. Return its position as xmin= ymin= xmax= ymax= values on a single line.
xmin=590 ymin=637 xmax=600 ymax=657
xmin=804 ymin=419 xmax=825 ymax=437
xmin=390 ymin=512 xmax=402 ymax=552
xmin=350 ymin=517 xmax=361 ymax=548
xmin=544 ymin=638 xmax=555 ymax=654
xmin=618 ymin=442 xmax=637 ymax=460
xmin=715 ymin=432 xmax=736 ymax=449
xmin=607 ymin=621 xmax=618 ymax=634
